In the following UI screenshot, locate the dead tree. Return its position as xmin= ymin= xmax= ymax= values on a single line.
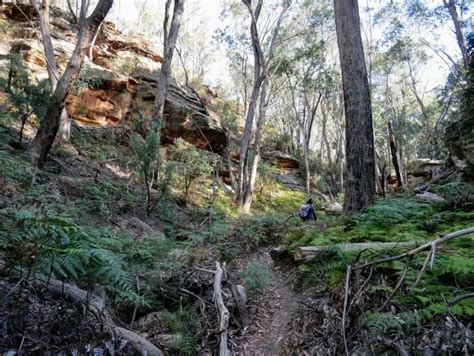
xmin=28 ymin=0 xmax=114 ymax=167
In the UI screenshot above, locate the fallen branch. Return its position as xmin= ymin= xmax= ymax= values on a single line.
xmin=377 ymin=258 xmax=411 ymax=312
xmin=340 ymin=227 xmax=474 ymax=351
xmin=341 ymin=265 xmax=351 ymax=356
xmin=294 ymin=241 xmax=422 ymax=262
xmin=224 ymin=265 xmax=249 ymax=328
xmin=213 ymin=261 xmax=231 ymax=356
xmin=448 ymin=292 xmax=474 ymax=306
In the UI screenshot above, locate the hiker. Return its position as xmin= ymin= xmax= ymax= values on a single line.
xmin=299 ymin=199 xmax=317 ymax=222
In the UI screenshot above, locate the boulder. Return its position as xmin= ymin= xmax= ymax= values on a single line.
xmin=445 ymin=115 xmax=474 ymax=181
xmin=323 ymin=201 xmax=343 ymax=214
xmin=407 ymin=159 xmax=444 ymax=178
xmin=117 ymin=217 xmax=155 ymax=241
xmin=415 ymin=191 xmax=445 ymax=202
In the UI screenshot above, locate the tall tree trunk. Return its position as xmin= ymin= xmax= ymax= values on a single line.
xmin=242 ymin=77 xmax=269 ymax=213
xmin=151 ymin=0 xmax=184 ymax=169
xmin=443 ymin=0 xmax=468 ymax=70
xmin=240 ymin=0 xmax=289 ymax=212
xmin=28 ymin=0 xmax=114 ymax=167
xmin=237 ymin=0 xmax=264 ymax=203
xmin=31 ymin=0 xmax=72 ymax=144
xmin=334 ymin=0 xmax=375 ymax=213
xmin=388 ymin=121 xmax=403 ymax=188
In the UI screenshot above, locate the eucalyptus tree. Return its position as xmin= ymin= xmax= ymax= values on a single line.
xmin=334 ymin=0 xmax=375 ymax=213
xmin=28 ymin=0 xmax=114 ymax=167
xmin=237 ymin=0 xmax=291 ymax=213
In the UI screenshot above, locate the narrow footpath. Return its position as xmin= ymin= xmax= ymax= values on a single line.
xmin=235 ymin=249 xmax=298 ymax=356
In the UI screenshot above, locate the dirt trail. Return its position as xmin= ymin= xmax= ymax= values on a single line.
xmin=235 ymin=249 xmax=297 ymax=356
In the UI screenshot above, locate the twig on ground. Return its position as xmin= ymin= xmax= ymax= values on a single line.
xmin=377 ymin=258 xmax=411 ymax=312
xmin=448 ymin=292 xmax=474 ymax=306
xmin=411 ymin=251 xmax=432 ymax=290
xmin=341 ymin=265 xmax=351 ymax=356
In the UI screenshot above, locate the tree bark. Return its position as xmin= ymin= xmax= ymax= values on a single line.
xmin=151 ymin=0 xmax=184 ymax=171
xmin=239 ymin=0 xmax=288 ymax=212
xmin=214 ymin=261 xmax=231 ymax=356
xmin=334 ymin=0 xmax=375 ymax=213
xmin=31 ymin=0 xmax=72 ymax=144
xmin=443 ymin=0 xmax=469 ymax=70
xmin=241 ymin=77 xmax=268 ymax=212
xmin=237 ymin=0 xmax=264 ymax=203
xmin=388 ymin=121 xmax=403 ymax=188
xmin=28 ymin=0 xmax=113 ymax=167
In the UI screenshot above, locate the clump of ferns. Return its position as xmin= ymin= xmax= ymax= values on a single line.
xmin=0 ymin=206 xmax=140 ymax=309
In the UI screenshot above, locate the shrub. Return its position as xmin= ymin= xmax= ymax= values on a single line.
xmin=169 ymin=138 xmax=212 ymax=203
xmin=432 ymin=182 xmax=474 ymax=210
xmin=242 ymin=260 xmax=269 ymax=295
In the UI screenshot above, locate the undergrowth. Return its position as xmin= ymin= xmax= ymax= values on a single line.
xmin=288 ymin=191 xmax=474 ymax=342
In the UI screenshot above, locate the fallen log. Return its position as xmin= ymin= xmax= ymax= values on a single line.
xmin=115 ymin=327 xmax=165 ymax=356
xmin=269 ymin=246 xmax=287 ymax=261
xmin=294 ymin=241 xmax=422 ymax=262
xmin=213 ymin=261 xmax=231 ymax=356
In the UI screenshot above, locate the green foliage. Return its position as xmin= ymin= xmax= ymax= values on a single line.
xmin=216 ymin=242 xmax=238 ymax=263
xmin=0 ymin=207 xmax=137 ymax=303
xmin=431 ymin=182 xmax=474 ymax=210
xmin=131 ymin=117 xmax=159 ymax=184
xmin=362 ymin=310 xmax=428 ymax=336
xmin=0 ymin=54 xmax=51 ymax=137
xmin=169 ymin=138 xmax=212 ymax=201
xmin=255 ymin=161 xmax=279 ymax=197
xmin=71 ymin=64 xmax=104 ymax=93
xmin=242 ymin=260 xmax=269 ymax=295
xmin=0 ymin=138 xmax=34 ymax=186
xmin=162 ymin=305 xmax=198 ymax=355
xmin=235 ymin=214 xmax=283 ymax=247
xmin=209 ymin=98 xmax=241 ymax=135
xmin=253 ymin=183 xmax=305 ymax=214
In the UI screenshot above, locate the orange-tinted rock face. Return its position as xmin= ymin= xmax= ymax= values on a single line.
xmin=1 ymin=3 xmax=228 ymax=155
xmin=66 ymin=89 xmax=134 ymax=126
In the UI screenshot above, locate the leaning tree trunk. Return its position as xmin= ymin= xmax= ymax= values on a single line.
xmin=152 ymin=0 xmax=184 ymax=157
xmin=29 ymin=0 xmax=114 ymax=167
xmin=334 ymin=0 xmax=375 ymax=213
xmin=443 ymin=0 xmax=469 ymax=70
xmin=31 ymin=0 xmax=72 ymax=144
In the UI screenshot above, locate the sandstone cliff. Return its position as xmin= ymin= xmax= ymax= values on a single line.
xmin=0 ymin=3 xmax=227 ymax=154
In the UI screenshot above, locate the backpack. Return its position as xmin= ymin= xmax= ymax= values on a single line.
xmin=299 ymin=204 xmax=311 ymax=220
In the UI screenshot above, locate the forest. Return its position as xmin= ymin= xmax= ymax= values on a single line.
xmin=0 ymin=0 xmax=473 ymax=354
